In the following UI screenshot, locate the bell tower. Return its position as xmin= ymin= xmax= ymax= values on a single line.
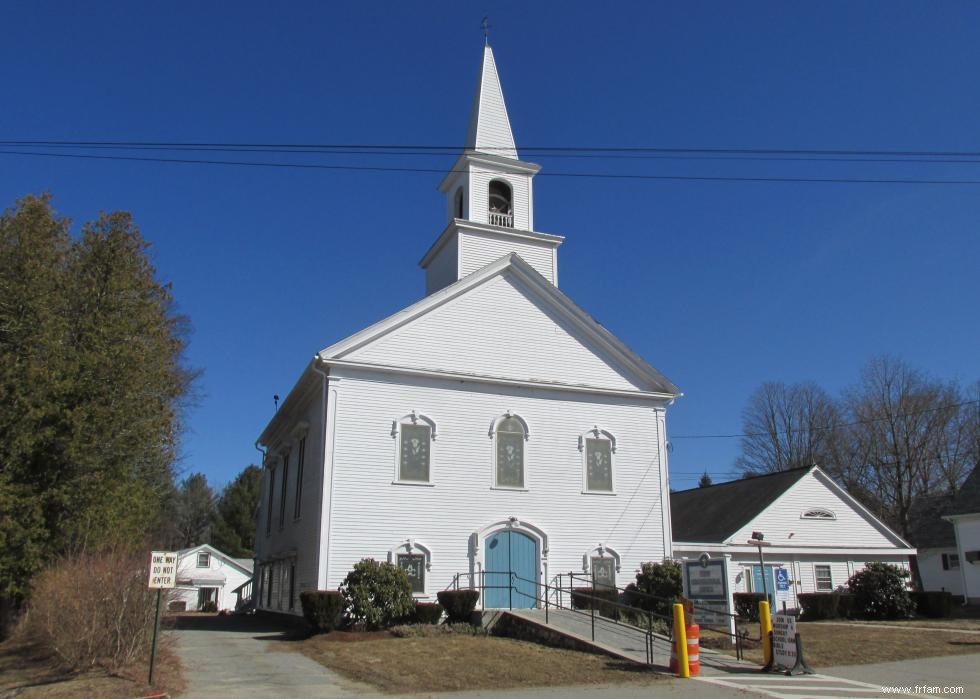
xmin=420 ymin=44 xmax=563 ymax=295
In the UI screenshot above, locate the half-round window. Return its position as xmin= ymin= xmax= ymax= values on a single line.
xmin=801 ymin=508 xmax=836 ymax=520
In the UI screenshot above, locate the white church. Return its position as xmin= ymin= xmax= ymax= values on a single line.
xmin=253 ymin=44 xmax=681 ymax=613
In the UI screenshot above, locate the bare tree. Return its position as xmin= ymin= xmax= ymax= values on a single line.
xmin=735 ymin=381 xmax=841 ymax=475
xmin=834 ymin=357 xmax=976 ymax=540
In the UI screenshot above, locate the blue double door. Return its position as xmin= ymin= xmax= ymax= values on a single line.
xmin=484 ymin=530 xmax=538 ymax=608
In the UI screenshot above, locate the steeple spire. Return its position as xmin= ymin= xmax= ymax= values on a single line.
xmin=464 ymin=45 xmax=518 ymax=159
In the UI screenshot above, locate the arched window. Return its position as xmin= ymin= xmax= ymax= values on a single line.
xmin=490 ymin=413 xmax=528 ymax=488
xmin=801 ymin=508 xmax=836 ymax=520
xmin=488 ymin=180 xmax=513 ymax=227
xmin=391 ymin=411 xmax=437 ymax=484
xmin=579 ymin=427 xmax=616 ymax=493
xmin=388 ymin=539 xmax=433 ymax=596
xmin=454 ymin=187 xmax=465 ymax=219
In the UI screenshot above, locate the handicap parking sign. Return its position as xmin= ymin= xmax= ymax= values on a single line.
xmin=775 ymin=567 xmax=790 ymax=591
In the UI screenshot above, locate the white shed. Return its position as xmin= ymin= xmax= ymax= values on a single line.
xmin=172 ymin=544 xmax=253 ymax=612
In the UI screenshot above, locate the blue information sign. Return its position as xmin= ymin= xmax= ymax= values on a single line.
xmin=775 ymin=567 xmax=790 ymax=592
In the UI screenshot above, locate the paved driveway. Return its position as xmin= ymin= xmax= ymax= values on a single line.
xmin=171 ymin=614 xmax=373 ymax=698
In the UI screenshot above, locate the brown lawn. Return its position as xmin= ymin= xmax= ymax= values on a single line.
xmin=700 ymin=621 xmax=980 ymax=668
xmin=0 ymin=637 xmax=183 ymax=699
xmin=297 ymin=632 xmax=663 ymax=694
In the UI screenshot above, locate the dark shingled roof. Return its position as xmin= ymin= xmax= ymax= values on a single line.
xmin=670 ymin=466 xmax=812 ymax=543
xmin=907 ymin=493 xmax=957 ymax=549
xmin=946 ymin=466 xmax=980 ymax=517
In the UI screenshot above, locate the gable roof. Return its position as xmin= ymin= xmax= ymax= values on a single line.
xmin=670 ymin=467 xmax=811 ymax=543
xmin=178 ymin=544 xmax=253 ymax=575
xmin=908 ymin=492 xmax=958 ymax=548
xmin=945 ymin=465 xmax=980 ymax=517
xmin=318 ymin=252 xmax=680 ymax=397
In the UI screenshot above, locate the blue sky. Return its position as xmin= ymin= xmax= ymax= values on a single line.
xmin=2 ymin=1 xmax=978 ymax=491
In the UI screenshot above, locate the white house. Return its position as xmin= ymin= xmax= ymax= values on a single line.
xmin=253 ymin=44 xmax=681 ymax=614
xmin=172 ymin=544 xmax=253 ymax=612
xmin=671 ymin=466 xmax=915 ymax=614
xmin=913 ymin=466 xmax=980 ymax=604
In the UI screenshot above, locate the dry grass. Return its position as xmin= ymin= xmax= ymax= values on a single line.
xmin=297 ymin=632 xmax=662 ymax=693
xmin=0 ymin=636 xmax=183 ymax=698
xmin=702 ymin=621 xmax=980 ymax=668
xmin=814 ymin=618 xmax=980 ymax=632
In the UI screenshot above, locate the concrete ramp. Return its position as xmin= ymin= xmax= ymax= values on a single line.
xmin=503 ymin=608 xmax=752 ymax=676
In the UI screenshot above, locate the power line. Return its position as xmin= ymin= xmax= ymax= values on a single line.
xmin=4 ymin=149 xmax=980 ymax=186
xmin=671 ymin=399 xmax=977 ymax=440
xmin=5 ymin=139 xmax=980 ymax=158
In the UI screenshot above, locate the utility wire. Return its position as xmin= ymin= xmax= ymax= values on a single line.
xmin=4 ymin=149 xmax=980 ymax=186
xmin=5 ymin=139 xmax=980 ymax=158
xmin=671 ymin=399 xmax=977 ymax=440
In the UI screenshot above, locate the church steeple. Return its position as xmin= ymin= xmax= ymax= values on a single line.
xmin=465 ymin=46 xmax=518 ymax=159
xmin=420 ymin=45 xmax=563 ymax=296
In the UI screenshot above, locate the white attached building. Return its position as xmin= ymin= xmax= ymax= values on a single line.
xmin=253 ymin=45 xmax=681 ymax=613
xmin=672 ymin=466 xmax=915 ymax=613
xmin=913 ymin=466 xmax=980 ymax=604
xmin=172 ymin=544 xmax=253 ymax=612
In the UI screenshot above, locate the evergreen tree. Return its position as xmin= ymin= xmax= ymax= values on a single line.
xmin=210 ymin=465 xmax=262 ymax=557
xmin=174 ymin=473 xmax=215 ymax=549
xmin=0 ymin=194 xmax=192 ymax=610
xmin=698 ymin=471 xmax=713 ymax=488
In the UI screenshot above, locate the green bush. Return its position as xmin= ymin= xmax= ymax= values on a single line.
xmin=414 ymin=602 xmax=443 ymax=624
xmin=798 ymin=593 xmax=838 ymax=620
xmin=622 ymin=560 xmax=682 ymax=617
xmin=200 ymin=600 xmax=218 ymax=613
xmin=339 ymin=559 xmax=415 ymax=629
xmin=436 ymin=590 xmax=480 ymax=623
xmin=733 ymin=592 xmax=765 ymax=621
xmin=570 ymin=587 xmax=621 ymax=618
xmin=912 ymin=591 xmax=953 ymax=619
xmin=836 ymin=592 xmax=854 ymax=619
xmin=300 ymin=591 xmax=344 ymax=633
xmin=847 ymin=563 xmax=914 ymax=620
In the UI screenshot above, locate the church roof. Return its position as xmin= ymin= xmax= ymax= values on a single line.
xmin=465 ymin=45 xmax=518 ymax=159
xmin=317 ymin=252 xmax=681 ymax=398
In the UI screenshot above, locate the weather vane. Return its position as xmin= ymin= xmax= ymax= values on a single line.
xmin=481 ymin=16 xmax=491 ymax=44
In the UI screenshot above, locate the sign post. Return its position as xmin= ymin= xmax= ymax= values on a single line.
xmin=147 ymin=551 xmax=178 ymax=687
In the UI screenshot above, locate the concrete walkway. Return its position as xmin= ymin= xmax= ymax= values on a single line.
xmin=171 ymin=614 xmax=373 ymax=698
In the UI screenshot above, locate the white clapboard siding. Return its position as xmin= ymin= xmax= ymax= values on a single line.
xmin=730 ymin=470 xmax=903 ymax=550
xmin=425 ymin=233 xmax=459 ymax=296
xmin=323 ymin=368 xmax=669 ymax=594
xmin=345 ymin=272 xmax=644 ymax=391
xmin=459 ymin=230 xmax=553 ymax=282
xmin=255 ymin=386 xmax=325 ymax=608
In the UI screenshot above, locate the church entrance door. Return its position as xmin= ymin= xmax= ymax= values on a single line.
xmin=484 ymin=530 xmax=538 ymax=608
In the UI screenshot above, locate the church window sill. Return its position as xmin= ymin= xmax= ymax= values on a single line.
xmin=581 ymin=490 xmax=617 ymax=496
xmin=391 ymin=480 xmax=435 ymax=487
xmin=490 ymin=486 xmax=529 ymax=492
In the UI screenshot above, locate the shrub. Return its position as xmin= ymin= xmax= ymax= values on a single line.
xmin=733 ymin=592 xmax=765 ymax=621
xmin=200 ymin=600 xmax=218 ymax=613
xmin=622 ymin=560 xmax=682 ymax=617
xmin=798 ymin=593 xmax=838 ymax=620
xmin=436 ymin=590 xmax=480 ymax=623
xmin=912 ymin=591 xmax=953 ymax=619
xmin=836 ymin=592 xmax=855 ymax=619
xmin=847 ymin=563 xmax=914 ymax=620
xmin=300 ymin=591 xmax=345 ymax=633
xmin=414 ymin=602 xmax=443 ymax=625
xmin=570 ymin=587 xmax=621 ymax=618
xmin=339 ymin=559 xmax=415 ymax=630
xmin=17 ymin=549 xmax=159 ymax=673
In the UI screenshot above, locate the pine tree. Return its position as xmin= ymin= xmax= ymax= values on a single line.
xmin=210 ymin=465 xmax=262 ymax=557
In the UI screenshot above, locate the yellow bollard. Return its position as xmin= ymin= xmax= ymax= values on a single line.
xmin=759 ymin=600 xmax=772 ymax=668
xmin=673 ymin=603 xmax=690 ymax=679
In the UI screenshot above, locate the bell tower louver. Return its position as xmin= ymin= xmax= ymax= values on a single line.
xmin=420 ymin=45 xmax=563 ymax=295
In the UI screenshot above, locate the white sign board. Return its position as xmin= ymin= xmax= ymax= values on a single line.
xmin=772 ymin=612 xmax=798 ymax=669
xmin=148 ymin=551 xmax=178 ymax=589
